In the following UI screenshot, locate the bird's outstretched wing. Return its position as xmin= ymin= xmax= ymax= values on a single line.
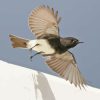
xmin=46 ymin=51 xmax=86 ymax=88
xmin=28 ymin=5 xmax=61 ymax=38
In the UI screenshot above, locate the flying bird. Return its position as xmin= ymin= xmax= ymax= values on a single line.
xmin=9 ymin=5 xmax=86 ymax=88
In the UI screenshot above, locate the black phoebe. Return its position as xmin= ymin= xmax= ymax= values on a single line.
xmin=9 ymin=5 xmax=86 ymax=88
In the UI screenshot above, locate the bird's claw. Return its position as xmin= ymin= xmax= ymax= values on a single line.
xmin=30 ymin=55 xmax=34 ymax=62
xmin=29 ymin=48 xmax=33 ymax=53
xmin=29 ymin=52 xmax=44 ymax=62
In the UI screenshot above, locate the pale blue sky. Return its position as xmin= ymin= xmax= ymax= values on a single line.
xmin=0 ymin=0 xmax=100 ymax=88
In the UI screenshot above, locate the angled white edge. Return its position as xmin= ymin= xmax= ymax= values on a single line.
xmin=0 ymin=60 xmax=100 ymax=100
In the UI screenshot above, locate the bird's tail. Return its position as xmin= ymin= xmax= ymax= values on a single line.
xmin=9 ymin=34 xmax=29 ymax=48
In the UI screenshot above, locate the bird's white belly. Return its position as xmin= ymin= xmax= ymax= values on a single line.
xmin=27 ymin=39 xmax=55 ymax=54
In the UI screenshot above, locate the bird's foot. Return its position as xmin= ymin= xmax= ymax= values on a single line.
xmin=30 ymin=52 xmax=44 ymax=61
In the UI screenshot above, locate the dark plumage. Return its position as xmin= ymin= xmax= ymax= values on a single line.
xmin=9 ymin=5 xmax=86 ymax=88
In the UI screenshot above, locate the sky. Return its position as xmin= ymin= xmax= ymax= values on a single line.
xmin=0 ymin=0 xmax=100 ymax=88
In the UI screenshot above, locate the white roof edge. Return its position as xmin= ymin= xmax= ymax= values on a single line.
xmin=0 ymin=60 xmax=100 ymax=100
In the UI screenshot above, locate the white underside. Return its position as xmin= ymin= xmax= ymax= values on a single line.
xmin=27 ymin=39 xmax=55 ymax=54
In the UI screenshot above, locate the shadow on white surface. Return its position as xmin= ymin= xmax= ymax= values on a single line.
xmin=0 ymin=60 xmax=100 ymax=100
xmin=33 ymin=72 xmax=56 ymax=100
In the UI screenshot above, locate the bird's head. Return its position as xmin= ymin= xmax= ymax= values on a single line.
xmin=61 ymin=37 xmax=83 ymax=49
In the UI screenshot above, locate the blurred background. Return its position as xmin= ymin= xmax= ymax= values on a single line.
xmin=0 ymin=0 xmax=100 ymax=88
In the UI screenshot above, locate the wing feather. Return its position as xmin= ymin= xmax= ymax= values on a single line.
xmin=72 ymin=67 xmax=77 ymax=86
xmin=28 ymin=5 xmax=61 ymax=38
xmin=68 ymin=64 xmax=74 ymax=83
xmin=46 ymin=51 xmax=86 ymax=88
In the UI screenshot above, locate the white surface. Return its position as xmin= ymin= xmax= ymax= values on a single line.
xmin=0 ymin=60 xmax=100 ymax=100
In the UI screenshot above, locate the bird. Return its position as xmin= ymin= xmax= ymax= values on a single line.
xmin=9 ymin=5 xmax=86 ymax=88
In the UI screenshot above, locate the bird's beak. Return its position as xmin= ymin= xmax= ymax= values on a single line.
xmin=78 ymin=41 xmax=84 ymax=44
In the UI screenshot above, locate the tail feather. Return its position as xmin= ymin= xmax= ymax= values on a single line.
xmin=9 ymin=34 xmax=29 ymax=48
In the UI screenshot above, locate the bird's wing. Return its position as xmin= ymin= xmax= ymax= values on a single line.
xmin=28 ymin=5 xmax=61 ymax=38
xmin=46 ymin=51 xmax=86 ymax=88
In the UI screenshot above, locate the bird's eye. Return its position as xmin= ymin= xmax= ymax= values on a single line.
xmin=71 ymin=40 xmax=75 ymax=43
xmin=54 ymin=25 xmax=57 ymax=28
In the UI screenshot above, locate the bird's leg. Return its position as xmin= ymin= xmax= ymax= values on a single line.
xmin=29 ymin=48 xmax=32 ymax=53
xmin=29 ymin=44 xmax=40 ymax=52
xmin=29 ymin=43 xmax=43 ymax=61
xmin=30 ymin=52 xmax=44 ymax=61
